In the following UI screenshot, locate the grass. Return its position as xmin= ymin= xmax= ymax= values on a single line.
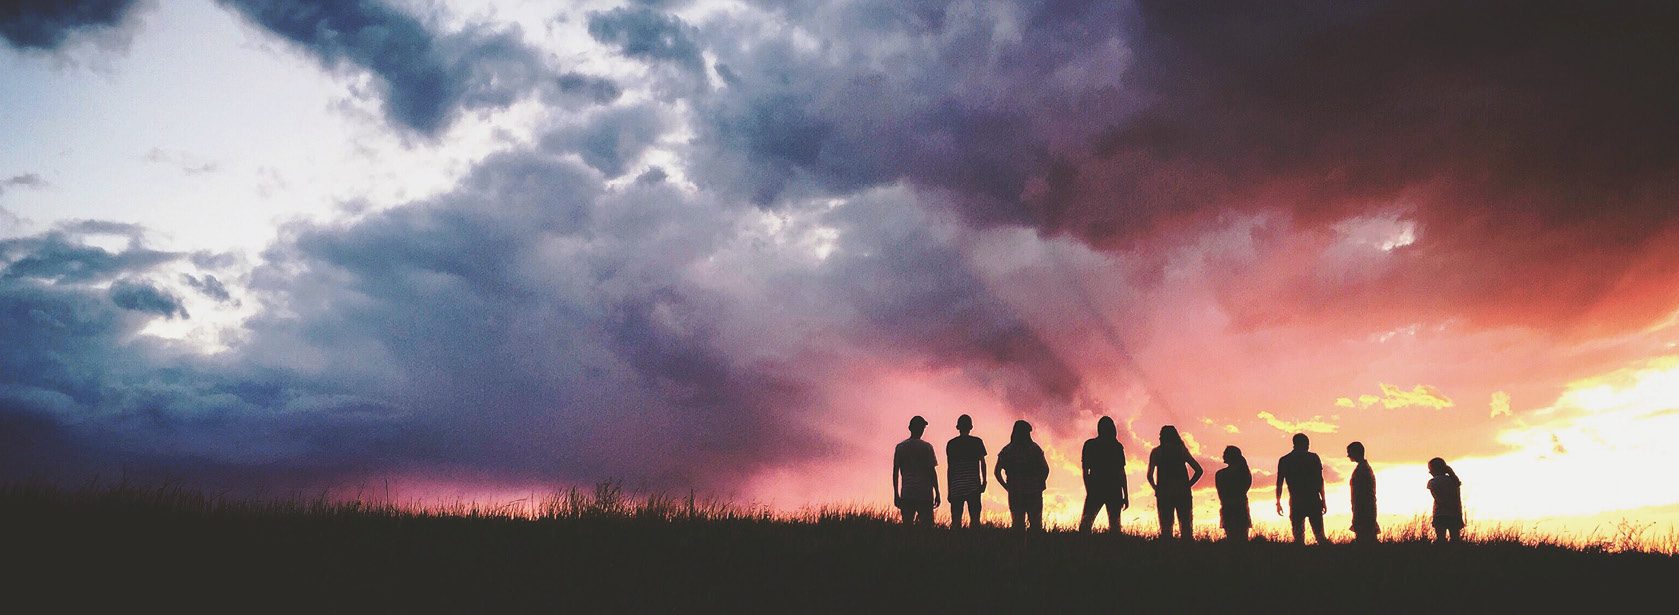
xmin=4 ymin=481 xmax=1675 ymax=611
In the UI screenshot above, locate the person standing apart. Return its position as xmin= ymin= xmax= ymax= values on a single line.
xmin=1275 ymin=433 xmax=1329 ymax=544
xmin=995 ymin=420 xmax=1049 ymax=533
xmin=945 ymin=414 xmax=987 ymax=528
xmin=1347 ymin=441 xmax=1379 ymax=544
xmin=1427 ymin=457 xmax=1464 ymax=544
xmin=893 ymin=416 xmax=940 ymax=526
xmin=1215 ymin=445 xmax=1252 ymax=542
xmin=1078 ymin=416 xmax=1129 ymax=534
xmin=1147 ymin=426 xmax=1203 ymax=540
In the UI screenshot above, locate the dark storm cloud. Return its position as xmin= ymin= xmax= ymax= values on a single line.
xmin=1026 ymin=0 xmax=1679 ymax=332
xmin=539 ymin=103 xmax=670 ymax=177
xmin=586 ymin=6 xmax=705 ymax=74
xmin=109 ymin=279 xmax=186 ymax=318
xmin=181 ymin=273 xmax=233 ymax=303
xmin=217 ymin=0 xmax=549 ymax=135
xmin=689 ymin=0 xmax=1139 ymax=209
xmin=552 ymin=72 xmax=623 ymax=105
xmin=0 ymin=0 xmax=138 ymax=50
xmin=1 ymin=231 xmax=176 ymax=283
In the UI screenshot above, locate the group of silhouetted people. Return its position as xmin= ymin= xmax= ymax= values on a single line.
xmin=893 ymin=415 xmax=1467 ymax=544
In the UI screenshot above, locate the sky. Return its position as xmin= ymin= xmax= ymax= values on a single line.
xmin=4 ymin=0 xmax=1679 ymax=541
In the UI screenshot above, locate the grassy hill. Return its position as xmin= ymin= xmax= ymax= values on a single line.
xmin=5 ymin=482 xmax=1674 ymax=611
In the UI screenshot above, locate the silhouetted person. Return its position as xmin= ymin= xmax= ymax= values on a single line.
xmin=1215 ymin=445 xmax=1251 ymax=542
xmin=1275 ymin=433 xmax=1329 ymax=545
xmin=1147 ymin=425 xmax=1203 ymax=540
xmin=946 ymin=414 xmax=988 ymax=528
xmin=995 ymin=419 xmax=1049 ymax=533
xmin=1078 ymin=416 xmax=1129 ymax=534
xmin=1347 ymin=441 xmax=1379 ymax=544
xmin=1427 ymin=457 xmax=1464 ymax=543
xmin=893 ymin=415 xmax=939 ymax=526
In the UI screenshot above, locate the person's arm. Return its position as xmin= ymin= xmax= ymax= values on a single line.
xmin=1275 ymin=459 xmax=1286 ymax=516
xmin=979 ymin=456 xmax=989 ymax=492
xmin=1120 ymin=467 xmax=1130 ymax=510
xmin=1318 ymin=470 xmax=1327 ymax=514
xmin=893 ymin=455 xmax=901 ymax=507
xmin=1147 ymin=452 xmax=1159 ymax=490
xmin=1081 ymin=443 xmax=1092 ymax=489
xmin=931 ymin=449 xmax=941 ymax=508
xmin=1187 ymin=455 xmax=1204 ymax=488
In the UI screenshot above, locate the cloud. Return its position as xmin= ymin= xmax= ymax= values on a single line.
xmin=1341 ymin=383 xmax=1454 ymax=410
xmin=1 ymin=173 xmax=50 ymax=194
xmin=586 ymin=6 xmax=704 ymax=74
xmin=1490 ymin=391 xmax=1511 ymax=418
xmin=217 ymin=0 xmax=551 ymax=135
xmin=109 ymin=279 xmax=187 ymax=318
xmin=1256 ymin=411 xmax=1338 ymax=434
xmin=0 ymin=0 xmax=140 ymax=50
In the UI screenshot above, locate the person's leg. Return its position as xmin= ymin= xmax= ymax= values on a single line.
xmin=1310 ymin=514 xmax=1328 ymax=544
xmin=1028 ymin=494 xmax=1044 ymax=532
xmin=1009 ymin=492 xmax=1026 ymax=531
xmin=1157 ymin=497 xmax=1173 ymax=539
xmin=1106 ymin=498 xmax=1121 ymax=535
xmin=1291 ymin=513 xmax=1306 ymax=544
xmin=950 ymin=498 xmax=966 ymax=529
xmin=901 ymin=506 xmax=914 ymax=524
xmin=967 ymin=496 xmax=982 ymax=528
xmin=1449 ymin=527 xmax=1462 ymax=543
xmin=1079 ymin=495 xmax=1102 ymax=534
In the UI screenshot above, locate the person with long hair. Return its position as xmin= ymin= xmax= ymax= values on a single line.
xmin=1347 ymin=441 xmax=1379 ymax=544
xmin=1427 ymin=457 xmax=1464 ymax=543
xmin=1147 ymin=426 xmax=1203 ymax=540
xmin=995 ymin=420 xmax=1050 ymax=533
xmin=1215 ymin=445 xmax=1251 ymax=542
xmin=1078 ymin=416 xmax=1129 ymax=534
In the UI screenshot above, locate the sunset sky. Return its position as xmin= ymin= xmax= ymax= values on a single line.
xmin=4 ymin=0 xmax=1679 ymax=539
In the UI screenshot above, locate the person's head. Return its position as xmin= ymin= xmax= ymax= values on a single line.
xmin=908 ymin=415 xmax=928 ymax=438
xmin=1159 ymin=425 xmax=1182 ymax=448
xmin=1222 ymin=445 xmax=1244 ymax=465
xmin=956 ymin=414 xmax=973 ymax=434
xmin=1096 ymin=416 xmax=1116 ymax=439
xmin=1428 ymin=457 xmax=1450 ymax=476
xmin=1292 ymin=433 xmax=1310 ymax=451
xmin=1347 ymin=441 xmax=1365 ymax=462
xmin=1011 ymin=419 xmax=1034 ymax=444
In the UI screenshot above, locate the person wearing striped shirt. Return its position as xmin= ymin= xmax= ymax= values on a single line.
xmin=893 ymin=415 xmax=940 ymax=525
xmin=945 ymin=414 xmax=988 ymax=528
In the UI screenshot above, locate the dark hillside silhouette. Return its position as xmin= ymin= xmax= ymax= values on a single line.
xmin=3 ymin=483 xmax=1674 ymax=612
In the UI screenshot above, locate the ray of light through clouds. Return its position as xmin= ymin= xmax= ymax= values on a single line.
xmin=4 ymin=0 xmax=1679 ymax=543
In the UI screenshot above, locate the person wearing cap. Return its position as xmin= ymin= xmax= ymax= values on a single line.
xmin=946 ymin=414 xmax=988 ymax=528
xmin=995 ymin=419 xmax=1050 ymax=533
xmin=893 ymin=415 xmax=940 ymax=525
